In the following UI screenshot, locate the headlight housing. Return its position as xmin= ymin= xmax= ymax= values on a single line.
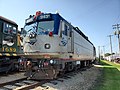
xmin=29 ymin=32 xmax=37 ymax=38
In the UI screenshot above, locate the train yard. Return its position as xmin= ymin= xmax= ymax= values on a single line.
xmin=0 ymin=0 xmax=120 ymax=89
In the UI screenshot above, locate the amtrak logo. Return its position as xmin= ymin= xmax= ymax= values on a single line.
xmin=59 ymin=37 xmax=68 ymax=46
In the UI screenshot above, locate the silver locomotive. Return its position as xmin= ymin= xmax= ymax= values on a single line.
xmin=20 ymin=11 xmax=96 ymax=79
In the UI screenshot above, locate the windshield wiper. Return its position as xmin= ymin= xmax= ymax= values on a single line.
xmin=28 ymin=29 xmax=32 ymax=32
xmin=38 ymin=26 xmax=45 ymax=30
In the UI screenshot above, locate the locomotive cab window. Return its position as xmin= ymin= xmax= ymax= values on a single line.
xmin=63 ymin=24 xmax=68 ymax=36
xmin=3 ymin=23 xmax=17 ymax=35
xmin=37 ymin=21 xmax=54 ymax=35
xmin=13 ymin=27 xmax=17 ymax=34
xmin=24 ymin=22 xmax=37 ymax=36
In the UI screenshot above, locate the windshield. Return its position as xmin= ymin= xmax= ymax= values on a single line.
xmin=37 ymin=21 xmax=54 ymax=35
xmin=22 ymin=23 xmax=37 ymax=36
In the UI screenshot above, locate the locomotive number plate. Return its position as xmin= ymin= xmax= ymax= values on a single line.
xmin=2 ymin=47 xmax=16 ymax=52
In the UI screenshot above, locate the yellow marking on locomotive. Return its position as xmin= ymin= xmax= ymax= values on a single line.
xmin=13 ymin=53 xmax=17 ymax=56
xmin=5 ymin=53 xmax=10 ymax=56
xmin=0 ymin=53 xmax=2 ymax=56
xmin=2 ymin=47 xmax=16 ymax=52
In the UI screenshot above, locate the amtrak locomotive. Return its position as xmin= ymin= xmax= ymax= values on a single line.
xmin=21 ymin=11 xmax=96 ymax=79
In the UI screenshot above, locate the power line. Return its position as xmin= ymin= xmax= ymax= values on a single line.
xmin=115 ymin=14 xmax=120 ymax=24
xmin=98 ymin=46 xmax=101 ymax=62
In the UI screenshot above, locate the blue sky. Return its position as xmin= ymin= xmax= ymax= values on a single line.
xmin=0 ymin=0 xmax=120 ymax=56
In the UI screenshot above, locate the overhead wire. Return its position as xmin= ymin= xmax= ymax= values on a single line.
xmin=113 ymin=0 xmax=120 ymax=24
xmin=114 ymin=14 xmax=120 ymax=24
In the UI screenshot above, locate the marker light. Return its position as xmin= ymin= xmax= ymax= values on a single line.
xmin=34 ymin=11 xmax=42 ymax=20
xmin=36 ymin=11 xmax=42 ymax=16
xmin=49 ymin=32 xmax=53 ymax=37
xmin=34 ymin=16 xmax=36 ymax=20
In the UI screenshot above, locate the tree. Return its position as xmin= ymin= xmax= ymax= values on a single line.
xmin=105 ymin=53 xmax=111 ymax=57
xmin=104 ymin=53 xmax=115 ymax=57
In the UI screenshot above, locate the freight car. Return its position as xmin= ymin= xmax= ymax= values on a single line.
xmin=20 ymin=11 xmax=96 ymax=79
xmin=0 ymin=16 xmax=20 ymax=73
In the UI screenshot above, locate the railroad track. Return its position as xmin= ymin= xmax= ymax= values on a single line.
xmin=0 ymin=66 xmax=90 ymax=90
xmin=0 ymin=78 xmax=44 ymax=90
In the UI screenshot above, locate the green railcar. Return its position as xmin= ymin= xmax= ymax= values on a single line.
xmin=0 ymin=16 xmax=19 ymax=73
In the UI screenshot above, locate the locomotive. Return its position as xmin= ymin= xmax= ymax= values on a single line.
xmin=0 ymin=16 xmax=20 ymax=73
xmin=20 ymin=11 xmax=96 ymax=79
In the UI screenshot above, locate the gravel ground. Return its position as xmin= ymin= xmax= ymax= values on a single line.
xmin=33 ymin=66 xmax=102 ymax=90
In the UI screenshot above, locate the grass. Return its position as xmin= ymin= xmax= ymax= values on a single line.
xmin=92 ymin=60 xmax=120 ymax=90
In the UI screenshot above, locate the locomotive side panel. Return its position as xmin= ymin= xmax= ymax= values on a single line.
xmin=73 ymin=28 xmax=94 ymax=60
xmin=59 ymin=20 xmax=94 ymax=60
xmin=0 ymin=20 xmax=2 ymax=52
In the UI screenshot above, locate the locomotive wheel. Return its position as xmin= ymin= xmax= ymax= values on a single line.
xmin=58 ymin=70 xmax=65 ymax=77
xmin=74 ymin=64 xmax=80 ymax=71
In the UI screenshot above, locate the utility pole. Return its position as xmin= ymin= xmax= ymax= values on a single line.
xmin=102 ymin=46 xmax=105 ymax=58
xmin=113 ymin=24 xmax=120 ymax=55
xmin=98 ymin=46 xmax=101 ymax=62
xmin=107 ymin=35 xmax=113 ymax=60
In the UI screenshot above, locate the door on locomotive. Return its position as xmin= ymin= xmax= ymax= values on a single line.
xmin=64 ymin=23 xmax=73 ymax=53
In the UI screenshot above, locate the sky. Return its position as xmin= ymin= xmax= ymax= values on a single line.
xmin=0 ymin=0 xmax=120 ymax=56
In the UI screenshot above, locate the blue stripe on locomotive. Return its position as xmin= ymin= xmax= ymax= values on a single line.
xmin=51 ymin=14 xmax=60 ymax=34
xmin=51 ymin=13 xmax=71 ymax=35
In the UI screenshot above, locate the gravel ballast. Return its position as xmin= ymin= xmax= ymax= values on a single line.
xmin=33 ymin=66 xmax=102 ymax=90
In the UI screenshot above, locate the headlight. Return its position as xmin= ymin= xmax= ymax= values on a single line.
xmin=29 ymin=34 xmax=32 ymax=38
xmin=76 ymin=61 xmax=81 ymax=64
xmin=50 ymin=59 xmax=54 ymax=64
xmin=32 ymin=34 xmax=35 ymax=37
xmin=29 ymin=32 xmax=36 ymax=38
xmin=45 ymin=43 xmax=50 ymax=49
